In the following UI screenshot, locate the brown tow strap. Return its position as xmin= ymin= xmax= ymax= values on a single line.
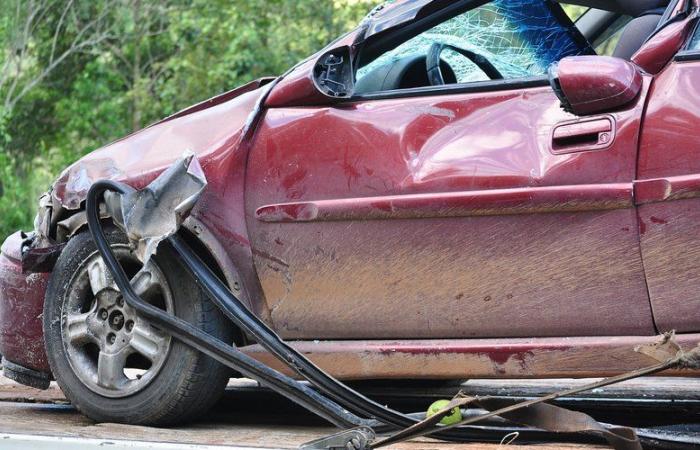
xmin=371 ymin=332 xmax=700 ymax=450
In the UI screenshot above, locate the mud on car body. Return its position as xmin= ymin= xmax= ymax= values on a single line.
xmin=3 ymin=0 xmax=700 ymax=425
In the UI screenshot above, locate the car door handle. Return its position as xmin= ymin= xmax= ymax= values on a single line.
xmin=551 ymin=117 xmax=614 ymax=154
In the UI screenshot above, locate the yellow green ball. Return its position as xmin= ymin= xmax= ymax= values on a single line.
xmin=426 ymin=399 xmax=462 ymax=425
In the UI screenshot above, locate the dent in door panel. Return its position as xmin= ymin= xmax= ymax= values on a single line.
xmin=247 ymin=84 xmax=652 ymax=339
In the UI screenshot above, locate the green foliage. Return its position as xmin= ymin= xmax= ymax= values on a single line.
xmin=0 ymin=0 xmax=374 ymax=238
xmin=561 ymin=4 xmax=588 ymax=21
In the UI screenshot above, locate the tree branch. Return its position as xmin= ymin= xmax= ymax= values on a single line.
xmin=2 ymin=0 xmax=115 ymax=111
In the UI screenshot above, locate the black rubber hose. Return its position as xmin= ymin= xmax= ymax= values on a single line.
xmin=168 ymin=233 xmax=575 ymax=443
xmin=86 ymin=179 xmax=365 ymax=429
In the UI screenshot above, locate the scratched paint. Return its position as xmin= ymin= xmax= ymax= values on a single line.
xmin=249 ymin=210 xmax=653 ymax=340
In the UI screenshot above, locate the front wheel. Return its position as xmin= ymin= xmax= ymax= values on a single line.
xmin=44 ymin=228 xmax=232 ymax=425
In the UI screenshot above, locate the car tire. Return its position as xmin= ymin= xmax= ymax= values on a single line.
xmin=44 ymin=227 xmax=232 ymax=425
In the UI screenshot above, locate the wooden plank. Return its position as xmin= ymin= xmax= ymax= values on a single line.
xmin=0 ymin=374 xmax=606 ymax=449
xmin=0 ymin=401 xmax=606 ymax=450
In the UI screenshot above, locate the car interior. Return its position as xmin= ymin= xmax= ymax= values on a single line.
xmin=354 ymin=0 xmax=674 ymax=94
xmin=574 ymin=0 xmax=672 ymax=59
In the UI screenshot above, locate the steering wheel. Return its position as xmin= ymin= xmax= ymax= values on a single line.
xmin=426 ymin=43 xmax=504 ymax=86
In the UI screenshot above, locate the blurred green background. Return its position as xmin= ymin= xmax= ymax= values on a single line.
xmin=0 ymin=1 xmax=585 ymax=239
xmin=0 ymin=0 xmax=374 ymax=237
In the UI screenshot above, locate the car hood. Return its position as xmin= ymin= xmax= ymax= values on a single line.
xmin=52 ymin=78 xmax=272 ymax=210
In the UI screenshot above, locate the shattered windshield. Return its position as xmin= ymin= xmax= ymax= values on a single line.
xmin=358 ymin=0 xmax=592 ymax=85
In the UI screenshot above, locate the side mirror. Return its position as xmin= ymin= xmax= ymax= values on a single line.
xmin=313 ymin=47 xmax=354 ymax=99
xmin=548 ymin=56 xmax=643 ymax=116
xmin=265 ymin=46 xmax=355 ymax=107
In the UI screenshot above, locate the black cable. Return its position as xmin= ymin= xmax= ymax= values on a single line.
xmin=86 ymin=180 xmax=364 ymax=429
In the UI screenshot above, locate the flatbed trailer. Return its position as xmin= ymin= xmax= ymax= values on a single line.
xmin=3 ymin=374 xmax=700 ymax=450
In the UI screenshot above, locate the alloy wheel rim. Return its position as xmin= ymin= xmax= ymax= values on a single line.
xmin=61 ymin=246 xmax=173 ymax=398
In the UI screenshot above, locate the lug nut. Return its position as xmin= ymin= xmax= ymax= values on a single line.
xmin=126 ymin=320 xmax=134 ymax=332
xmin=116 ymin=296 xmax=124 ymax=307
xmin=99 ymin=309 xmax=108 ymax=320
xmin=107 ymin=333 xmax=116 ymax=345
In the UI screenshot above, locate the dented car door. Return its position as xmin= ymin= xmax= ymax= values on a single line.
xmin=244 ymin=0 xmax=656 ymax=340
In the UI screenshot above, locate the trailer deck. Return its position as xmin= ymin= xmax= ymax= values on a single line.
xmin=2 ymin=374 xmax=698 ymax=449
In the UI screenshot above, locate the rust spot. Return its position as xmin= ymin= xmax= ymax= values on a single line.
xmin=369 ymin=200 xmax=394 ymax=213
xmin=485 ymin=350 xmax=535 ymax=374
xmin=206 ymin=219 xmax=251 ymax=247
xmin=339 ymin=151 xmax=361 ymax=189
xmin=455 ymin=293 xmax=464 ymax=300
xmin=253 ymin=249 xmax=289 ymax=268
xmin=650 ymin=216 xmax=668 ymax=225
xmin=256 ymin=203 xmax=318 ymax=222
xmin=483 ymin=295 xmax=492 ymax=302
xmin=281 ymin=167 xmax=308 ymax=200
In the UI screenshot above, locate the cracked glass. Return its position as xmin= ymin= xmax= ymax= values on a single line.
xmin=358 ymin=0 xmax=592 ymax=86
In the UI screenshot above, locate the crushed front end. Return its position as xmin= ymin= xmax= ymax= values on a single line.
xmin=0 ymin=187 xmax=89 ymax=387
xmin=0 ymin=229 xmax=53 ymax=388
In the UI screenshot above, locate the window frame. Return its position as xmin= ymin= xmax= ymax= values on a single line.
xmin=349 ymin=0 xmax=590 ymax=102
xmin=674 ymin=16 xmax=700 ymax=62
xmin=351 ymin=75 xmax=551 ymax=102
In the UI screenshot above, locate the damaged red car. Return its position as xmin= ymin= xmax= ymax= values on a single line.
xmin=2 ymin=0 xmax=700 ymax=425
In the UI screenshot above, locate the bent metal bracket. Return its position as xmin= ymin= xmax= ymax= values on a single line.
xmin=88 ymin=155 xmax=700 ymax=450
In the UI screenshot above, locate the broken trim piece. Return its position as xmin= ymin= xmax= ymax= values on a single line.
xmin=1 ymin=357 xmax=51 ymax=390
xmin=105 ymin=152 xmax=207 ymax=264
xmin=634 ymin=173 xmax=700 ymax=204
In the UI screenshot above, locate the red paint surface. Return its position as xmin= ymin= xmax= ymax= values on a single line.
xmin=265 ymin=60 xmax=333 ymax=108
xmin=0 ymin=235 xmax=50 ymax=371
xmin=632 ymin=16 xmax=695 ymax=75
xmin=265 ymin=31 xmax=360 ymax=108
xmin=638 ymin=62 xmax=700 ymax=179
xmin=637 ymin=54 xmax=700 ymax=333
xmin=160 ymin=78 xmax=273 ymax=124
xmin=557 ymin=56 xmax=643 ymax=116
